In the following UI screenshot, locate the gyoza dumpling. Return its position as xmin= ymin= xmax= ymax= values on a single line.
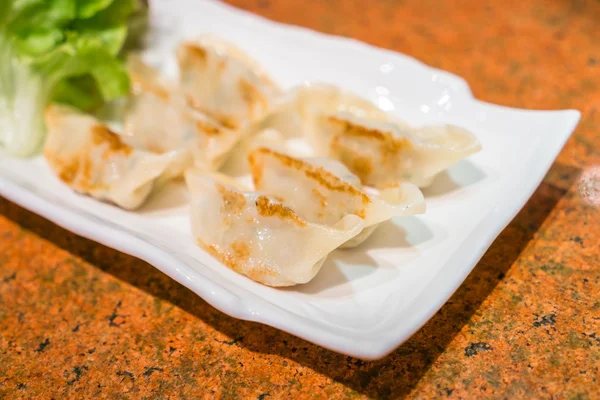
xmin=248 ymin=148 xmax=425 ymax=248
xmin=256 ymin=83 xmax=480 ymax=188
xmin=185 ymin=171 xmax=364 ymax=286
xmin=44 ymin=105 xmax=187 ymax=210
xmin=256 ymin=83 xmax=395 ymax=138
xmin=311 ymin=112 xmax=482 ymax=188
xmin=177 ymin=36 xmax=281 ymax=131
xmin=123 ymin=56 xmax=239 ymax=172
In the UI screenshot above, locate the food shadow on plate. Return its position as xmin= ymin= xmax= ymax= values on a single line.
xmin=295 ymin=217 xmax=434 ymax=295
xmin=137 ymin=180 xmax=190 ymax=216
xmin=362 ymin=216 xmax=434 ymax=249
xmin=422 ymin=159 xmax=486 ymax=197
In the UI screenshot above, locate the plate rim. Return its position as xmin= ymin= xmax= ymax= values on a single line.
xmin=0 ymin=0 xmax=582 ymax=360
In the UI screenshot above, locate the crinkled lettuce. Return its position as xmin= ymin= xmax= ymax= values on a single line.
xmin=0 ymin=0 xmax=147 ymax=156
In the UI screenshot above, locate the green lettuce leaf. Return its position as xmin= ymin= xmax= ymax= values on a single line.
xmin=0 ymin=0 xmax=146 ymax=156
xmin=51 ymin=76 xmax=104 ymax=112
xmin=77 ymin=0 xmax=116 ymax=19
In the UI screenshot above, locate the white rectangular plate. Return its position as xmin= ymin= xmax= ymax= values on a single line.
xmin=0 ymin=0 xmax=580 ymax=359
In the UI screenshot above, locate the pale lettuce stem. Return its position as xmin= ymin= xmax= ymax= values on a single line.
xmin=0 ymin=40 xmax=47 ymax=157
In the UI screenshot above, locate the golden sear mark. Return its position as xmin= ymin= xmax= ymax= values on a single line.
xmin=181 ymin=43 xmax=207 ymax=64
xmin=326 ymin=115 xmax=412 ymax=150
xmin=247 ymin=150 xmax=264 ymax=187
xmin=252 ymin=148 xmax=370 ymax=206
xmin=330 ymin=136 xmax=375 ymax=183
xmin=215 ymin=183 xmax=246 ymax=215
xmin=195 ymin=119 xmax=222 ymax=136
xmin=199 ymin=240 xmax=278 ymax=285
xmin=185 ymin=95 xmax=240 ymax=130
xmin=77 ymin=157 xmax=95 ymax=190
xmin=255 ymin=196 xmax=307 ymax=227
xmin=50 ymin=154 xmax=79 ymax=185
xmin=214 ymin=115 xmax=239 ymax=131
xmin=45 ymin=150 xmax=101 ymax=193
xmin=326 ymin=116 xmax=413 ymax=185
xmin=231 ymin=241 xmax=250 ymax=259
xmin=145 ymin=142 xmax=166 ymax=154
xmin=239 ymin=78 xmax=268 ymax=116
xmin=91 ymin=125 xmax=133 ymax=156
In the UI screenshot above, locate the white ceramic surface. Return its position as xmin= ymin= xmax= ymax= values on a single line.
xmin=0 ymin=0 xmax=580 ymax=359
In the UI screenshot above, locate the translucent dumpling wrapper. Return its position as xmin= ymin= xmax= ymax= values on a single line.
xmin=185 ymin=171 xmax=364 ymax=286
xmin=219 ymin=128 xmax=288 ymax=177
xmin=254 ymin=83 xmax=407 ymax=138
xmin=44 ymin=105 xmax=187 ymax=210
xmin=310 ymin=112 xmax=482 ymax=188
xmin=248 ymin=148 xmax=425 ymax=248
xmin=177 ymin=36 xmax=282 ymax=131
xmin=191 ymin=168 xmax=252 ymax=191
xmin=219 ymin=127 xmax=314 ymax=177
xmin=123 ymin=56 xmax=239 ymax=172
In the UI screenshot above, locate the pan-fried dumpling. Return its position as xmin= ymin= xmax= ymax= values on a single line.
xmin=310 ymin=112 xmax=481 ymax=188
xmin=248 ymin=148 xmax=425 ymax=247
xmin=177 ymin=36 xmax=281 ymax=131
xmin=123 ymin=57 xmax=239 ymax=172
xmin=185 ymin=171 xmax=364 ymax=286
xmin=256 ymin=83 xmax=480 ymax=188
xmin=44 ymin=105 xmax=186 ymax=210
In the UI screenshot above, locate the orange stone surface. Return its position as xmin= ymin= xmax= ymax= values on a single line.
xmin=1 ymin=0 xmax=599 ymax=398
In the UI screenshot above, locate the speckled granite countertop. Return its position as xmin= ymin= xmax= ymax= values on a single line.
xmin=1 ymin=0 xmax=599 ymax=398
